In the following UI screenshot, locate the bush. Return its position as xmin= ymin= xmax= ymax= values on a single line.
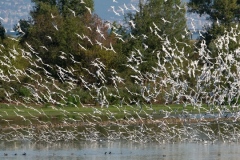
xmin=18 ymin=86 xmax=31 ymax=97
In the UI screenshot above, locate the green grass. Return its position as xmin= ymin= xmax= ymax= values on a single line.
xmin=0 ymin=102 xmax=218 ymax=120
xmin=0 ymin=102 xmax=234 ymax=128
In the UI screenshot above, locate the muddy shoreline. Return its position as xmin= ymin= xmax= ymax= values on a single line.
xmin=0 ymin=116 xmax=235 ymax=132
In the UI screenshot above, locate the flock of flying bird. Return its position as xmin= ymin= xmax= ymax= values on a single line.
xmin=0 ymin=1 xmax=240 ymax=144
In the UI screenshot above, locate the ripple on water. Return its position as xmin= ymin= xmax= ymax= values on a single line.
xmin=0 ymin=140 xmax=239 ymax=160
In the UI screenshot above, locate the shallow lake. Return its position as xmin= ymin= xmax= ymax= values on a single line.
xmin=0 ymin=140 xmax=240 ymax=160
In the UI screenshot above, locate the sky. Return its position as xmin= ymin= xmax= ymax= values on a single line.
xmin=1 ymin=0 xmax=208 ymax=32
xmin=94 ymin=0 xmax=139 ymax=23
xmin=94 ymin=0 xmax=209 ymax=31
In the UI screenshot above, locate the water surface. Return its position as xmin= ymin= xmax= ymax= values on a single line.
xmin=0 ymin=140 xmax=240 ymax=160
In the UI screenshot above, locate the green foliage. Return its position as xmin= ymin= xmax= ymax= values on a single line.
xmin=188 ymin=0 xmax=240 ymax=24
xmin=0 ymin=0 xmax=193 ymax=107
xmin=199 ymin=22 xmax=240 ymax=57
xmin=13 ymin=18 xmax=33 ymax=39
xmin=24 ymin=0 xmax=119 ymax=85
xmin=0 ymin=38 xmax=30 ymax=96
xmin=32 ymin=0 xmax=56 ymax=5
xmin=66 ymin=94 xmax=80 ymax=107
xmin=31 ymin=0 xmax=94 ymax=17
xmin=0 ymin=21 xmax=5 ymax=41
xmin=18 ymin=86 xmax=32 ymax=97
xmin=124 ymin=0 xmax=189 ymax=72
xmin=0 ymin=88 xmax=5 ymax=101
xmin=127 ymin=0 xmax=187 ymax=47
xmin=57 ymin=0 xmax=94 ymax=17
xmin=188 ymin=0 xmax=240 ymax=47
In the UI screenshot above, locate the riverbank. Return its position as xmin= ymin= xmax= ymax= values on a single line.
xmin=0 ymin=102 xmax=236 ymax=131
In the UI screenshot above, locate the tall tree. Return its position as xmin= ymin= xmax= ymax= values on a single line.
xmin=188 ymin=0 xmax=240 ymax=46
xmin=13 ymin=18 xmax=32 ymax=38
xmin=188 ymin=0 xmax=240 ymax=24
xmin=124 ymin=0 xmax=190 ymax=72
xmin=30 ymin=0 xmax=94 ymax=18
xmin=0 ymin=21 xmax=5 ymax=41
xmin=24 ymin=0 xmax=119 ymax=85
xmin=57 ymin=0 xmax=94 ymax=17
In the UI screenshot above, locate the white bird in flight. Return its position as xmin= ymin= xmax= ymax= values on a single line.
xmin=161 ymin=17 xmax=171 ymax=24
xmin=124 ymin=3 xmax=130 ymax=10
xmin=111 ymin=6 xmax=120 ymax=16
xmin=131 ymin=4 xmax=139 ymax=12
xmin=16 ymin=22 xmax=25 ymax=35
xmin=85 ymin=6 xmax=92 ymax=14
xmin=68 ymin=8 xmax=76 ymax=17
xmin=129 ymin=20 xmax=136 ymax=28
